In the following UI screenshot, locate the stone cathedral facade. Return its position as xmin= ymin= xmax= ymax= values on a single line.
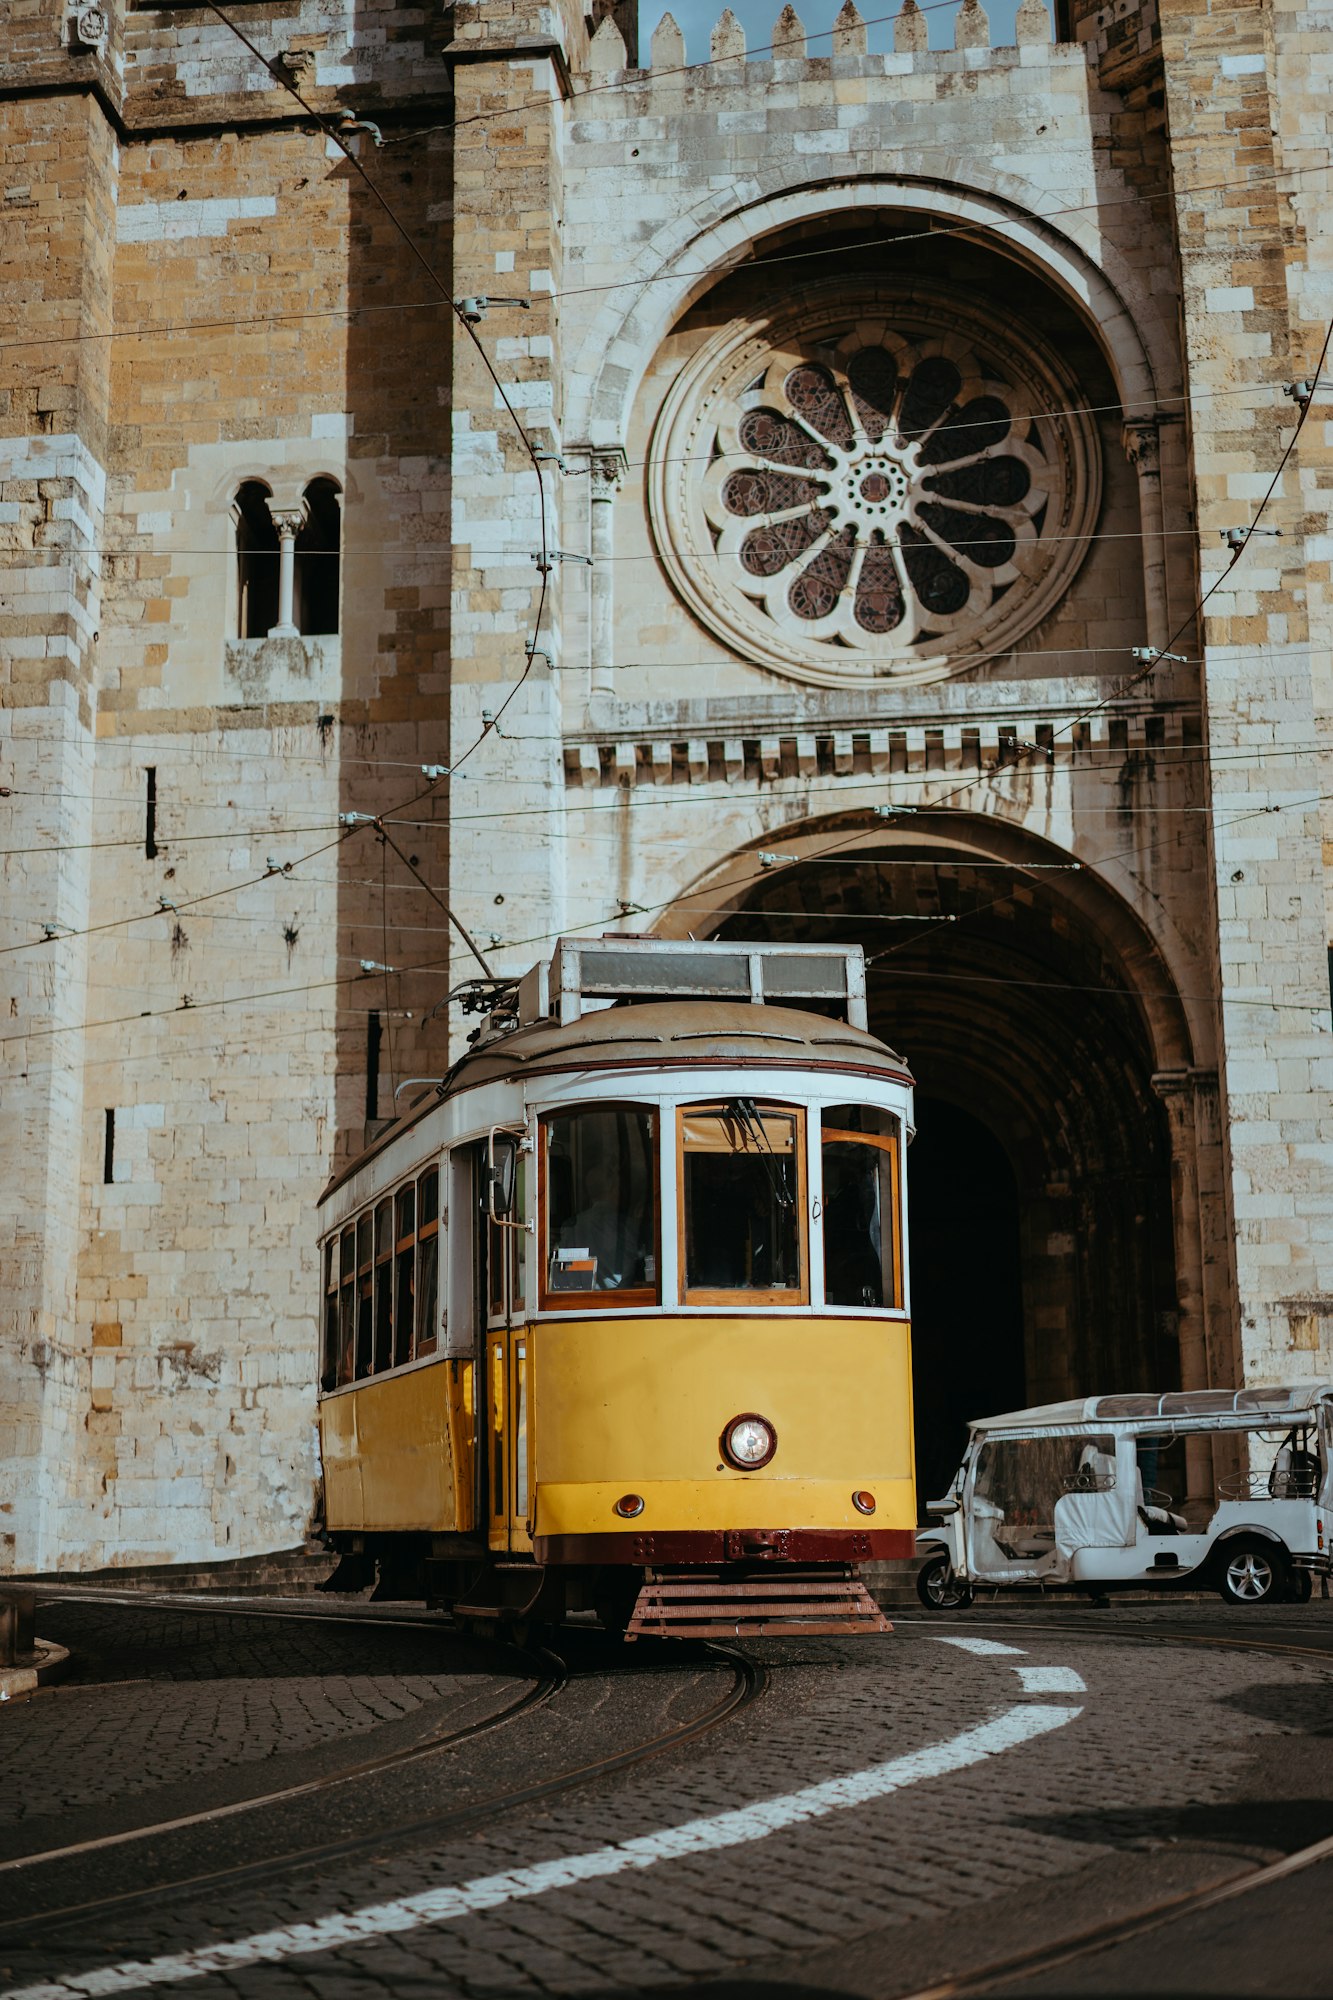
xmin=4 ymin=0 xmax=1333 ymax=1569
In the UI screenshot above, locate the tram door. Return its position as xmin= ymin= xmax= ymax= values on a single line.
xmin=479 ymin=1149 xmax=529 ymax=1553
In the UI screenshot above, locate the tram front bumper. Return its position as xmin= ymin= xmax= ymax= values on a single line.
xmin=531 ymin=1477 xmax=917 ymax=1564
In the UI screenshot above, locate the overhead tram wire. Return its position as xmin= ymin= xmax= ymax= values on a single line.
xmin=8 ymin=727 xmax=1328 ymax=869
xmin=712 ymin=306 xmax=1333 ymax=955
xmin=4 ymin=726 xmax=1326 ymax=807
xmin=853 ymin=309 xmax=1333 ymax=978
xmin=198 ymin=0 xmax=552 ymax=776
xmin=10 ymin=775 xmax=1333 ymax=1066
xmin=0 ymin=2 xmax=548 ymax=971
xmin=32 ymin=514 xmax=1282 ymax=561
xmin=1 ymin=148 xmax=1322 ymax=359
xmin=3 ymin=57 xmax=1322 ymax=997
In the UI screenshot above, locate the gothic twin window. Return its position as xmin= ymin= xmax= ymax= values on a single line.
xmin=234 ymin=477 xmax=341 ymax=639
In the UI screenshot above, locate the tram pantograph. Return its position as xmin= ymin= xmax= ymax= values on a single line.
xmin=316 ymin=938 xmax=916 ymax=1637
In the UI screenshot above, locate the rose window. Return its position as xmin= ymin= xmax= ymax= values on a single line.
xmin=650 ymin=288 xmax=1100 ymax=689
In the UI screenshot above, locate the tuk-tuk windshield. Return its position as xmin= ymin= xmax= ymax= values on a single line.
xmin=970 ymin=1433 xmax=1119 ymax=1569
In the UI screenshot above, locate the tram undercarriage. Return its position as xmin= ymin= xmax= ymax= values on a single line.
xmin=324 ymin=1535 xmax=891 ymax=1638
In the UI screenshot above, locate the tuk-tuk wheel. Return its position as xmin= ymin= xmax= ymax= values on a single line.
xmin=916 ymin=1551 xmax=974 ymax=1610
xmin=1216 ymin=1539 xmax=1286 ymax=1606
xmin=1286 ymin=1568 xmax=1313 ymax=1604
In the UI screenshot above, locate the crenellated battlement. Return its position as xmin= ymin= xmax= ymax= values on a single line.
xmin=585 ymin=0 xmax=1063 ymax=85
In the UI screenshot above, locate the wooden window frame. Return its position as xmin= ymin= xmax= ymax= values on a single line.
xmin=537 ymin=1104 xmax=661 ymax=1313
xmin=820 ymin=1121 xmax=903 ymax=1311
xmin=321 ymin=1238 xmax=339 ymax=1391
xmin=415 ymin=1166 xmax=440 ymax=1356
xmin=678 ymin=1101 xmax=809 ymax=1308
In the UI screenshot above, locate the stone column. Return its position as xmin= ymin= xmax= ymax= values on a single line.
xmin=1122 ymin=418 xmax=1168 ymax=650
xmin=588 ymin=447 xmax=626 ymax=701
xmin=1152 ymin=1067 xmax=1228 ymax=1498
xmin=267 ymin=502 xmax=308 ymax=638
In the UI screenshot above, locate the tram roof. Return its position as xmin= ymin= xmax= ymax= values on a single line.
xmin=320 ymin=1000 xmax=911 ymax=1204
xmin=452 ymin=998 xmax=910 ymax=1088
xmin=969 ymin=1382 xmax=1333 ymax=1433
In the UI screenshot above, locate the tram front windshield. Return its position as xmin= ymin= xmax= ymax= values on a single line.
xmin=545 ymin=1106 xmax=656 ymax=1296
xmin=821 ymin=1104 xmax=900 ymax=1309
xmin=681 ymin=1103 xmax=801 ymax=1297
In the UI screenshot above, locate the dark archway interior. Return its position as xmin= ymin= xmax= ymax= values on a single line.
xmin=714 ymin=825 xmax=1184 ymax=1493
xmin=909 ymin=1096 xmax=1025 ymax=1502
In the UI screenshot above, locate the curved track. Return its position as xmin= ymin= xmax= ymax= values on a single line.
xmin=893 ymin=1607 xmax=1333 ymax=1999
xmin=0 ymin=1594 xmax=766 ymax=1949
xmin=902 ymin=1820 xmax=1333 ymax=1998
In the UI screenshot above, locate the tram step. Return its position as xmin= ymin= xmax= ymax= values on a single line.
xmin=626 ymin=1565 xmax=891 ymax=1639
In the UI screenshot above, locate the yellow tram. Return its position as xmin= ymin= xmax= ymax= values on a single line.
xmin=316 ymin=938 xmax=916 ymax=1637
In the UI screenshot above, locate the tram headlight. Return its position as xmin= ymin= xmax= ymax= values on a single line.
xmin=721 ymin=1413 xmax=777 ymax=1470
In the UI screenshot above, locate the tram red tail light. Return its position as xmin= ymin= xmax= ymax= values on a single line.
xmin=613 ymin=1493 xmax=645 ymax=1518
xmin=852 ymin=1490 xmax=876 ymax=1515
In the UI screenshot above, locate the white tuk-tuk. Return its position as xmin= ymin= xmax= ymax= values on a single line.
xmin=916 ymin=1382 xmax=1333 ymax=1608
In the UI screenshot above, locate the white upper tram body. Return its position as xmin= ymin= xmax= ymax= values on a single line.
xmin=319 ymin=937 xmax=915 ymax=1380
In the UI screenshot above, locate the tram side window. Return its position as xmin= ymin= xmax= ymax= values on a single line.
xmin=542 ymin=1105 xmax=658 ymax=1307
xmin=821 ymin=1104 xmax=901 ymax=1310
xmin=680 ymin=1102 xmax=806 ymax=1303
xmin=322 ymin=1240 xmax=339 ymax=1391
xmin=319 ymin=1163 xmax=444 ymax=1392
xmin=416 ymin=1167 xmax=439 ymax=1357
xmin=373 ymin=1200 xmax=393 ymax=1372
xmin=337 ymin=1227 xmax=356 ymax=1385
xmin=395 ymin=1183 xmax=416 ymax=1366
xmin=355 ymin=1212 xmax=375 ymax=1378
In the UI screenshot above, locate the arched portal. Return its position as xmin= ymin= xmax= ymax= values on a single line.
xmin=909 ymin=1096 xmax=1024 ymax=1502
xmin=696 ymin=815 xmax=1201 ymax=1491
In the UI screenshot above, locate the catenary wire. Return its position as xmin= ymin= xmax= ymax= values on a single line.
xmin=2 ymin=155 xmax=1320 ymax=353
xmin=6 ymin=780 xmax=1331 ymax=1057
xmin=2 ymin=732 xmax=1325 ymax=867
xmin=2 ymin=33 xmax=1323 ymax=993
xmin=196 ymin=0 xmax=552 ymax=780
xmin=4 ymin=734 xmax=1324 ymax=811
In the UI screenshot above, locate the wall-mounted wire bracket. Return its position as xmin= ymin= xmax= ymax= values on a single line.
xmin=455 ymin=295 xmax=531 ymax=324
xmin=1221 ymin=527 xmax=1282 ymax=549
xmin=1285 ymin=376 xmax=1333 ymax=411
xmin=1131 ymin=646 xmax=1187 ymax=664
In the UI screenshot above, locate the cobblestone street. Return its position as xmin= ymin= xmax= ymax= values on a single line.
xmin=3 ymin=1596 xmax=1332 ymax=1999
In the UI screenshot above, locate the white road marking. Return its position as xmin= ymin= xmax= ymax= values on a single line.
xmin=0 ymin=1705 xmax=1081 ymax=2000
xmin=1016 ymin=1665 xmax=1086 ymax=1694
xmin=934 ymin=1636 xmax=1027 ymax=1657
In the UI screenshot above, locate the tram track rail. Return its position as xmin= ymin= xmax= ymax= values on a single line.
xmin=892 ymin=1608 xmax=1333 ymax=1999
xmin=0 ymin=1594 xmax=767 ymax=1950
xmin=900 ymin=1822 xmax=1333 ymax=1999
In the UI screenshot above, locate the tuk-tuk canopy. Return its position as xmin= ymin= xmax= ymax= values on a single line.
xmin=969 ymin=1382 xmax=1333 ymax=1438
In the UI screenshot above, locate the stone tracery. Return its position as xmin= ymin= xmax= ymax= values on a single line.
xmin=651 ymin=286 xmax=1102 ymax=688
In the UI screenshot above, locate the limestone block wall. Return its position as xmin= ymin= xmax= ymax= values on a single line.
xmin=3 ymin=0 xmax=465 ymax=1568
xmin=1 ymin=55 xmax=116 ymax=1569
xmin=1152 ymin=0 xmax=1333 ymax=1378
